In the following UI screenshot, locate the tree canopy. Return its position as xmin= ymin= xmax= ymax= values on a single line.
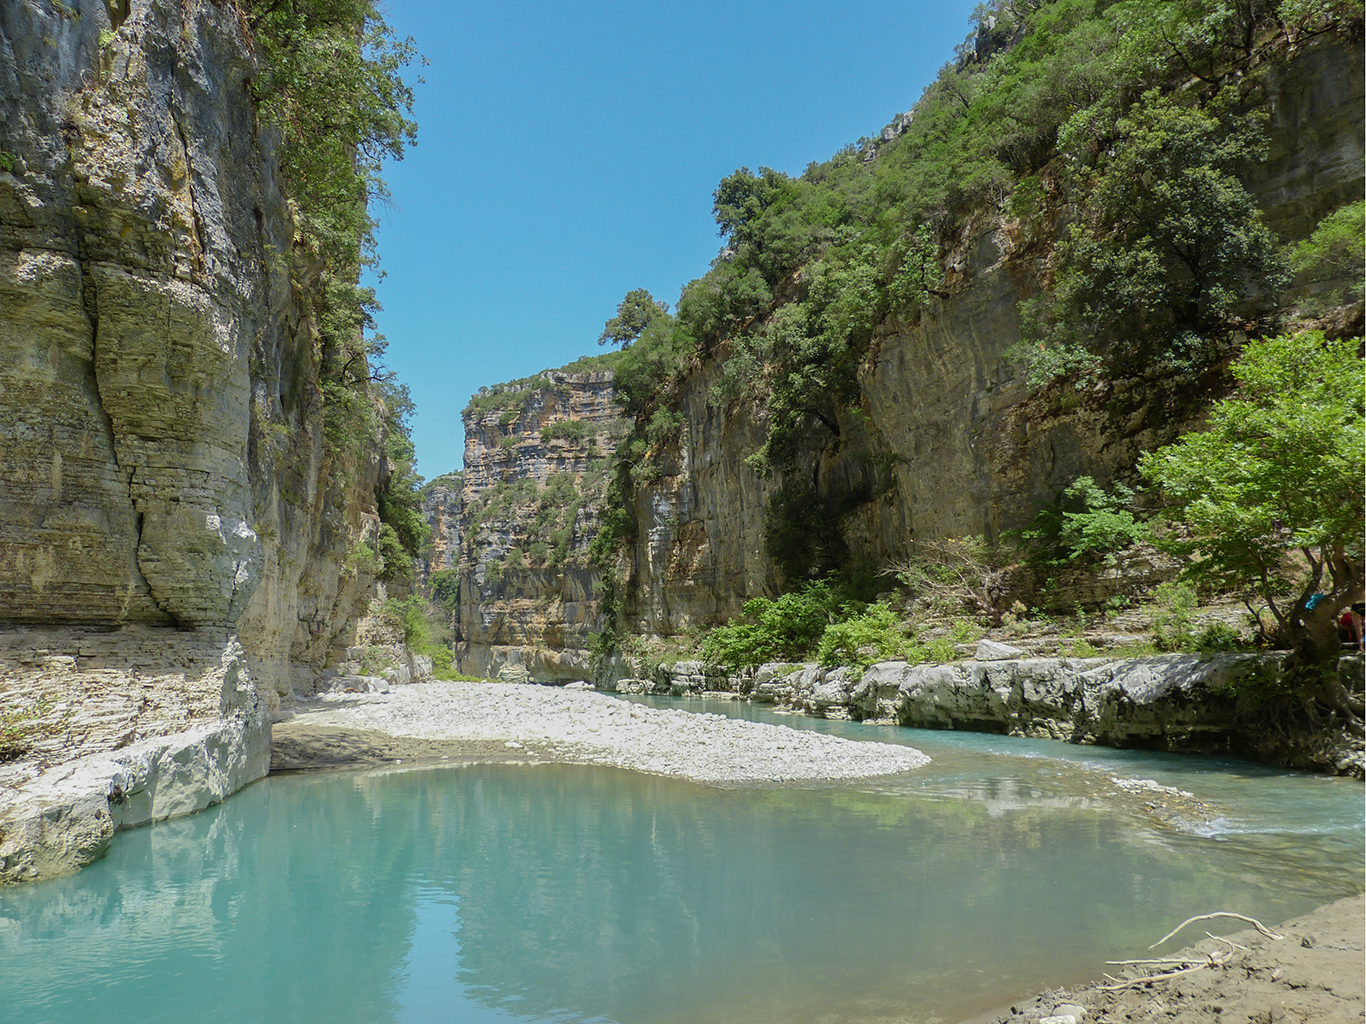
xmin=1139 ymin=331 xmax=1365 ymax=664
xmin=598 ymin=289 xmax=670 ymax=348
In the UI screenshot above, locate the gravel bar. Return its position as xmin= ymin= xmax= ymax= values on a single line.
xmin=281 ymin=681 xmax=930 ymax=782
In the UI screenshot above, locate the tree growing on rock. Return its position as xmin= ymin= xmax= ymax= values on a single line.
xmin=598 ymin=289 xmax=670 ymax=348
xmin=1139 ymin=331 xmax=1364 ymax=719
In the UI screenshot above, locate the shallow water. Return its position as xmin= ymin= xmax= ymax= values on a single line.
xmin=1 ymin=700 xmax=1361 ymax=1024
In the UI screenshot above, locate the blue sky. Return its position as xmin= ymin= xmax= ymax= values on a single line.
xmin=368 ymin=0 xmax=983 ymax=480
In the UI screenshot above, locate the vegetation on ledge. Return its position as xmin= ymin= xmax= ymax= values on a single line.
xmin=579 ymin=0 xmax=1363 ymax=665
xmin=243 ymin=0 xmax=428 ymax=583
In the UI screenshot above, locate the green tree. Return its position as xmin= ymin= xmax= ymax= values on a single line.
xmin=374 ymin=380 xmax=429 ymax=582
xmin=598 ymin=289 xmax=670 ymax=347
xmin=1047 ymin=90 xmax=1287 ymax=373
xmin=1139 ymin=331 xmax=1364 ymax=699
xmin=712 ymin=166 xmax=797 ymax=247
xmin=1290 ymin=201 xmax=1365 ymax=307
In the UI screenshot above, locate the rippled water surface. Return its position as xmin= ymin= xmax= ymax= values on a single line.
xmin=2 ymin=699 xmax=1361 ymax=1024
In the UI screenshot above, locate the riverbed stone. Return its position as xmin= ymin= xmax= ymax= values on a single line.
xmin=976 ymin=639 xmax=1025 ymax=660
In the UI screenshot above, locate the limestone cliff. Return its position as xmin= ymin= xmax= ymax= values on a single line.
xmin=419 ymin=473 xmax=462 ymax=584
xmin=614 ymin=36 xmax=1364 ymax=638
xmin=438 ymin=39 xmax=1362 ymax=676
xmin=454 ymin=367 xmax=625 ymax=681
xmin=0 ymin=0 xmax=396 ymax=880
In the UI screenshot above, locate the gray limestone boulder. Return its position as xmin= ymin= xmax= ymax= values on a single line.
xmin=976 ymin=639 xmax=1025 ymax=661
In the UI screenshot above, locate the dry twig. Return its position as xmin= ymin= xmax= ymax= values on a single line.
xmin=1206 ymin=931 xmax=1250 ymax=952
xmin=1149 ymin=912 xmax=1284 ymax=949
xmin=1098 ymin=963 xmax=1214 ymax=992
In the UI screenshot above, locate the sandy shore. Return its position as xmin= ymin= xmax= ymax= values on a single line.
xmin=959 ymin=895 xmax=1364 ymax=1024
xmin=273 ymin=682 xmax=1363 ymax=1024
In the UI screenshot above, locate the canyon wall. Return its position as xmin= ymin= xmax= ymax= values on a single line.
xmin=615 ymin=37 xmax=1364 ymax=638
xmin=454 ymin=369 xmax=624 ymax=681
xmin=419 ymin=473 xmax=462 ymax=583
xmin=446 ymin=38 xmax=1363 ymax=675
xmin=0 ymin=0 xmax=394 ymax=880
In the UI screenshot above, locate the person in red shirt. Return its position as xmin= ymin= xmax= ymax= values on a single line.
xmin=1340 ymin=603 xmax=1365 ymax=652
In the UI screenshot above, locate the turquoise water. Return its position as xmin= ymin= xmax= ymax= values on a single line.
xmin=1 ymin=701 xmax=1361 ymax=1024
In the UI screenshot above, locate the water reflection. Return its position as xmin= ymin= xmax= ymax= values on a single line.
xmin=0 ymin=734 xmax=1361 ymax=1024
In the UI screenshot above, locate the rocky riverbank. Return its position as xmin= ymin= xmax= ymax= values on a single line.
xmin=0 ymin=629 xmax=269 ymax=885
xmin=960 ymin=895 xmax=1365 ymax=1024
xmin=600 ymin=651 xmax=1366 ymax=777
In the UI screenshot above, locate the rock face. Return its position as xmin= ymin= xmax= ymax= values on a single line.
xmin=436 ymin=41 xmax=1363 ymax=695
xmin=0 ymin=628 xmax=269 ymax=883
xmin=0 ymin=0 xmax=392 ymax=880
xmin=610 ymin=37 xmax=1364 ymax=637
xmin=597 ymin=653 xmax=1365 ymax=775
xmin=418 ymin=474 xmax=462 ymax=583
xmin=454 ymin=369 xmax=624 ymax=681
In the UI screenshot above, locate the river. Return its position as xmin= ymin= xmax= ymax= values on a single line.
xmin=1 ymin=697 xmax=1360 ymax=1024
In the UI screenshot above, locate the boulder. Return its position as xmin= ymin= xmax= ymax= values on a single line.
xmin=976 ymin=639 xmax=1025 ymax=661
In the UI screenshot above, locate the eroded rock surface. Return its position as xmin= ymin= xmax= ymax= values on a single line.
xmin=455 ymin=370 xmax=625 ymax=681
xmin=597 ymin=653 xmax=1366 ymax=775
xmin=0 ymin=0 xmax=391 ymax=881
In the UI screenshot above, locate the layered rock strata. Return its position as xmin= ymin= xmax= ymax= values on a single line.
xmin=418 ymin=474 xmax=462 ymax=583
xmin=455 ymin=369 xmax=625 ymax=681
xmin=0 ymin=627 xmax=267 ymax=883
xmin=599 ymin=653 xmax=1366 ymax=775
xmin=614 ymin=37 xmax=1364 ymax=636
xmin=1 ymin=0 xmax=393 ymax=880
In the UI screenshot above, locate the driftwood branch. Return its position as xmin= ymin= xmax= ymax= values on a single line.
xmin=1098 ymin=963 xmax=1216 ymax=992
xmin=1149 ymin=913 xmax=1284 ymax=949
xmin=1206 ymin=931 xmax=1250 ymax=952
xmin=1097 ymin=912 xmax=1285 ymax=993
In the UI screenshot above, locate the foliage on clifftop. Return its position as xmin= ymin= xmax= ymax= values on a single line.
xmin=242 ymin=0 xmax=427 ymax=580
xmin=601 ymin=1 xmax=1360 ymax=467
xmin=581 ymin=0 xmax=1362 ymax=633
xmin=462 ymin=350 xmax=626 ymax=420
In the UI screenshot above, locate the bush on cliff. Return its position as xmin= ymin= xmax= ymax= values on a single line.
xmin=385 ymin=597 xmax=456 ymax=679
xmin=1290 ymin=201 xmax=1366 ymax=312
xmin=1021 ymin=477 xmax=1151 ymax=566
xmin=245 ymin=0 xmax=427 ymax=575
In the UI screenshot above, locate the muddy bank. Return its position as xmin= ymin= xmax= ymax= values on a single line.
xmin=960 ymin=895 xmax=1365 ymax=1024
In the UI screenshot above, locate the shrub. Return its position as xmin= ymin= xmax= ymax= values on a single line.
xmin=1289 ymin=201 xmax=1364 ymax=307
xmin=1024 ymin=477 xmax=1148 ymax=565
xmin=816 ymin=603 xmax=913 ymax=673
xmin=385 ymin=597 xmax=456 ymax=678
xmin=1195 ymin=621 xmax=1245 ymax=653
xmin=888 ymin=536 xmax=1007 ymax=618
xmin=344 ymin=540 xmax=382 ymax=578
xmin=377 ymin=523 xmax=413 ymax=582
xmin=429 ymin=568 xmax=460 ymax=610
xmin=0 ymin=696 xmax=53 ymax=762
xmin=922 ymin=637 xmax=957 ymax=663
xmin=1151 ymin=582 xmax=1198 ymax=651
xmin=700 ymin=580 xmax=846 ymax=670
